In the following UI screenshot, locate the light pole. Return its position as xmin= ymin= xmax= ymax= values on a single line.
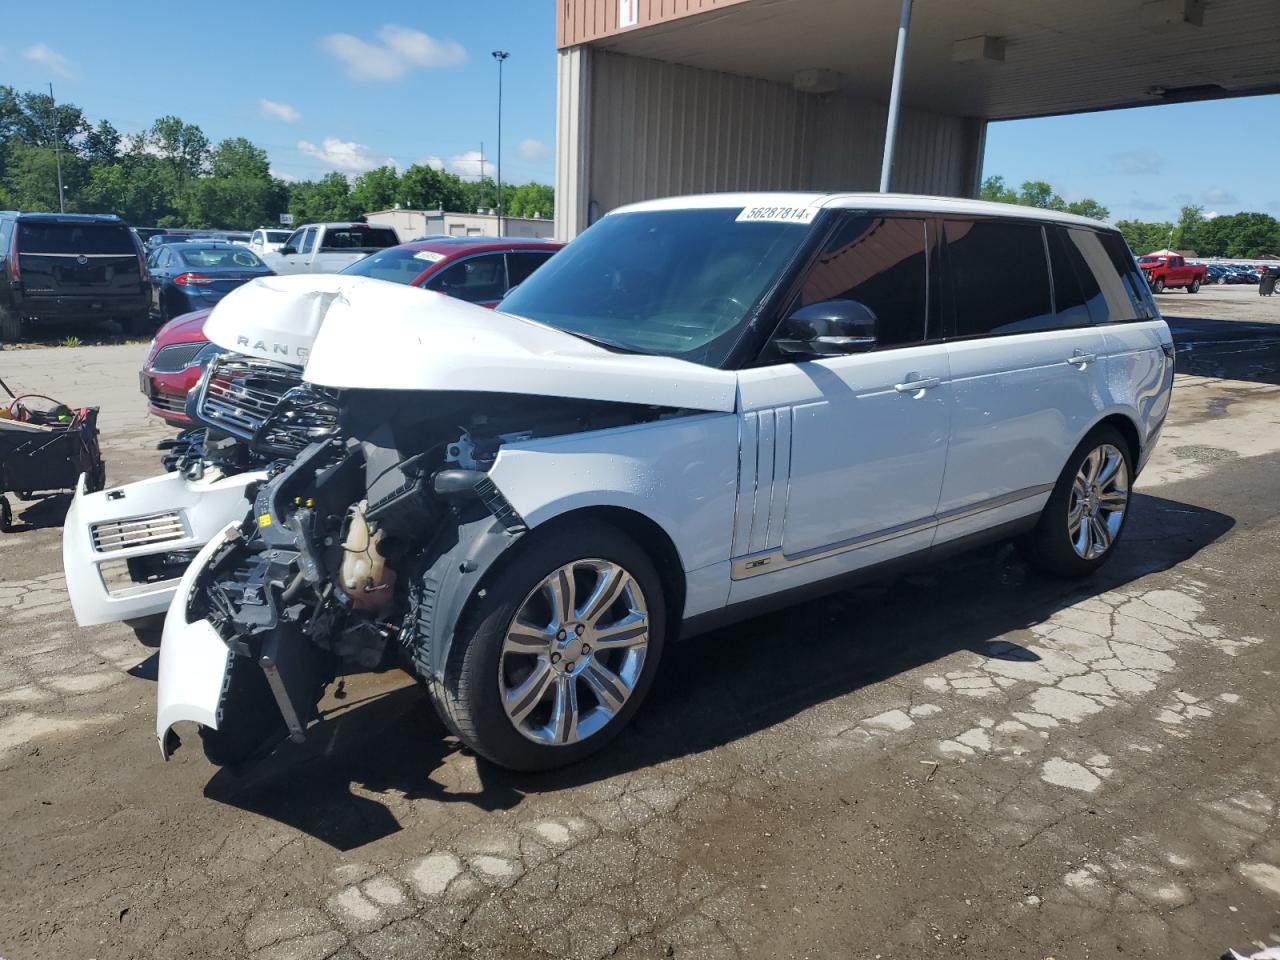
xmin=50 ymin=83 xmax=66 ymax=213
xmin=492 ymin=51 xmax=510 ymax=234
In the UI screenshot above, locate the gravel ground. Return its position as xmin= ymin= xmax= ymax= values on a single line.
xmin=1 ymin=311 xmax=1279 ymax=960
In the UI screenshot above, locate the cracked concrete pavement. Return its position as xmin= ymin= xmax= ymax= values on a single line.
xmin=1 ymin=290 xmax=1279 ymax=959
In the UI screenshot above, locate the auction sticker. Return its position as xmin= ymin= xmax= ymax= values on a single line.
xmin=736 ymin=205 xmax=820 ymax=224
xmin=413 ymin=250 xmax=447 ymax=262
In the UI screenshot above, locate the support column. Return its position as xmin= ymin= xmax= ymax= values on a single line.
xmin=554 ymin=47 xmax=593 ymax=242
xmin=879 ymin=0 xmax=913 ymax=192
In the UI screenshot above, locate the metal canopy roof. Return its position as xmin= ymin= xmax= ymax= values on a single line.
xmin=585 ymin=0 xmax=1280 ymax=120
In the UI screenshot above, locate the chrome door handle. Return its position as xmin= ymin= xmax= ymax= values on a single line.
xmin=1067 ymin=352 xmax=1097 ymax=367
xmin=894 ymin=376 xmax=941 ymax=393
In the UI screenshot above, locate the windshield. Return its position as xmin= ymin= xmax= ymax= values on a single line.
xmin=340 ymin=247 xmax=433 ymax=284
xmin=498 ymin=207 xmax=812 ymax=366
xmin=179 ymin=247 xmax=266 ymax=269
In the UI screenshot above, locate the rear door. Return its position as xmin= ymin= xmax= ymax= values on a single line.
xmin=936 ymin=217 xmax=1108 ymax=544
xmin=16 ymin=221 xmax=142 ymax=301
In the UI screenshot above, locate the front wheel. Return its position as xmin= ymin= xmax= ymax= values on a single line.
xmin=426 ymin=522 xmax=666 ymax=772
xmin=1027 ymin=426 xmax=1133 ymax=578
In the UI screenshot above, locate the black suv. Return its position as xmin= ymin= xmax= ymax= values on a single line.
xmin=0 ymin=212 xmax=151 ymax=340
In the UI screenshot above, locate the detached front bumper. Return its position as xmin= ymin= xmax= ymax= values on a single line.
xmin=156 ymin=524 xmax=239 ymax=758
xmin=62 ymin=468 xmax=266 ymax=627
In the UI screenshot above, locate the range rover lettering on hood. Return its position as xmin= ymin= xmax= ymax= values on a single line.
xmin=208 ymin=274 xmax=739 ymax=413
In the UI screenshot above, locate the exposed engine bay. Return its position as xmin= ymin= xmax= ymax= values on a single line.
xmin=180 ymin=386 xmax=683 ymax=759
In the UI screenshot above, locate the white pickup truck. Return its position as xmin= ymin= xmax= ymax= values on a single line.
xmin=261 ymin=222 xmax=401 ymax=275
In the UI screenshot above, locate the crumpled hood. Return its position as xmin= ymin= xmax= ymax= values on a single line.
xmin=284 ymin=276 xmax=738 ymax=412
xmin=203 ymin=274 xmax=365 ymax=366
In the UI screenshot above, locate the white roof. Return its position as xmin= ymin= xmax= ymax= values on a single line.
xmin=613 ymin=192 xmax=1109 ymax=228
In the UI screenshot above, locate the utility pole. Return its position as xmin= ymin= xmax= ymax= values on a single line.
xmin=879 ymin=0 xmax=913 ymax=193
xmin=492 ymin=51 xmax=510 ymax=234
xmin=49 ymin=83 xmax=66 ymax=213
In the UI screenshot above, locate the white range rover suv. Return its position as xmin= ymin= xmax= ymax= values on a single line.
xmin=149 ymin=192 xmax=1173 ymax=773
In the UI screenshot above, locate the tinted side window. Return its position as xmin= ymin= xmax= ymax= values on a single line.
xmin=946 ymin=220 xmax=1053 ymax=336
xmin=796 ymin=215 xmax=928 ymax=348
xmin=506 ymin=251 xmax=554 ymax=288
xmin=1063 ymin=229 xmax=1153 ymax=324
xmin=426 ymin=254 xmax=507 ymax=303
xmin=1046 ymin=226 xmax=1095 ymax=327
xmin=1098 ymin=231 xmax=1158 ymax=320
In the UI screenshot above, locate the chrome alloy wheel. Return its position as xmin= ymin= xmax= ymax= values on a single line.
xmin=1068 ymin=443 xmax=1130 ymax=560
xmin=499 ymin=559 xmax=650 ymax=746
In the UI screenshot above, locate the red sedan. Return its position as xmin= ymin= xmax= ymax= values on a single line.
xmin=140 ymin=237 xmax=562 ymax=426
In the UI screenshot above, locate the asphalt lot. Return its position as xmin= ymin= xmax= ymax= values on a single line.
xmin=1 ymin=284 xmax=1279 ymax=960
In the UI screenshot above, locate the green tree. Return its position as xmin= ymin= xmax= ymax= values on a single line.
xmin=1018 ymin=180 xmax=1067 ymax=211
xmin=1114 ymin=219 xmax=1174 ymax=255
xmin=979 ymin=175 xmax=1018 ymax=205
xmin=505 ymin=182 xmax=554 ymax=219
xmin=1065 ymin=198 xmax=1109 ymax=221
xmin=349 ymin=165 xmax=401 ymax=215
xmin=147 ymin=115 xmax=209 ymax=188
xmin=288 ymin=172 xmax=359 ymax=223
xmin=399 ymin=163 xmax=467 ymax=212
xmin=1173 ymin=204 xmax=1205 ymax=252
xmin=83 ymin=120 xmax=121 ymax=165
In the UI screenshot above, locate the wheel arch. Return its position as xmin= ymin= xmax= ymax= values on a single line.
xmin=1088 ymin=411 xmax=1142 ymax=465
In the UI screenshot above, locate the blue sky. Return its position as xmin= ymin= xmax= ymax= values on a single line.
xmin=0 ymin=0 xmax=559 ymax=185
xmin=2 ymin=1 xmax=1277 ymax=223
xmin=983 ymin=94 xmax=1280 ymax=223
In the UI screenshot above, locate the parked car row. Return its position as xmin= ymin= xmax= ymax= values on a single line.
xmin=65 ymin=192 xmax=1173 ymax=781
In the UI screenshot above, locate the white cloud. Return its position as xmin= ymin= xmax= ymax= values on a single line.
xmin=270 ymin=167 xmax=299 ymax=184
xmin=442 ymin=150 xmax=496 ymax=179
xmin=23 ymin=42 xmax=76 ymax=80
xmin=517 ymin=138 xmax=552 ymax=164
xmin=297 ymin=137 xmax=394 ymax=174
xmin=1108 ymin=150 xmax=1163 ymax=175
xmin=1204 ymin=210 xmax=1220 ymax=220
xmin=323 ymin=25 xmax=465 ymax=81
xmin=1201 ymin=187 xmax=1237 ymax=205
xmin=260 ymin=99 xmax=301 ymax=123
xmin=422 ymin=155 xmax=445 ymax=171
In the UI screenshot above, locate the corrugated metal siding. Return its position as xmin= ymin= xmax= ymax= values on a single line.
xmin=579 ymin=50 xmax=985 ymax=226
xmin=587 ymin=51 xmax=811 ymax=216
xmin=558 ymin=0 xmax=751 ymax=49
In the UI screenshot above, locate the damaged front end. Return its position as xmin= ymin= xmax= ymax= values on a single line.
xmin=159 ymin=387 xmax=677 ymax=765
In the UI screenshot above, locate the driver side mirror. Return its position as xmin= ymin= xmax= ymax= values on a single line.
xmin=775 ymin=299 xmax=878 ymax=358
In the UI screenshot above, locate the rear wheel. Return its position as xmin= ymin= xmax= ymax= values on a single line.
xmin=425 ymin=522 xmax=666 ymax=772
xmin=1152 ymin=277 xmax=1165 ymax=294
xmin=1027 ymin=425 xmax=1133 ymax=578
xmin=0 ymin=304 xmax=24 ymax=342
xmin=0 ymin=496 xmax=11 ymax=532
xmin=1188 ymin=279 xmax=1200 ymax=293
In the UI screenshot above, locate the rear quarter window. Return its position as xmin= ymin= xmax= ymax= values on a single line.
xmin=17 ymin=222 xmax=136 ymax=255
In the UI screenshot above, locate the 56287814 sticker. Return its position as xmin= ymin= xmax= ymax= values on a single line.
xmin=735 ymin=205 xmax=821 ymax=224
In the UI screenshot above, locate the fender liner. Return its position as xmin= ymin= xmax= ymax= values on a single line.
xmin=400 ymin=514 xmax=524 ymax=682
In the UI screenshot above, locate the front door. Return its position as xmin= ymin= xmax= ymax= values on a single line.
xmin=729 ymin=215 xmax=951 ymax=602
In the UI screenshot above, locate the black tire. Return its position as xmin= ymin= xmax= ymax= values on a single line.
xmin=0 ymin=496 xmax=11 ymax=533
xmin=1027 ymin=425 xmax=1134 ymax=579
xmin=1152 ymin=277 xmax=1165 ymax=294
xmin=0 ymin=304 xmax=23 ymax=343
xmin=127 ymin=311 xmax=154 ymax=337
xmin=199 ymin=653 xmax=288 ymax=767
xmin=1188 ymin=279 xmax=1200 ymax=293
xmin=424 ymin=521 xmax=666 ymax=772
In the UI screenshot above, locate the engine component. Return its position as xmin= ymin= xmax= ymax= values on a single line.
xmin=338 ymin=500 xmax=396 ymax=610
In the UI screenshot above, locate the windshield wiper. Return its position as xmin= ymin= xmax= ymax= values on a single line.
xmin=561 ymin=329 xmax=642 ymax=354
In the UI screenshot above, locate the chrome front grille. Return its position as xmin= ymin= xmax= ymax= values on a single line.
xmin=194 ymin=355 xmax=303 ymax=440
xmin=91 ymin=511 xmax=185 ymax=552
